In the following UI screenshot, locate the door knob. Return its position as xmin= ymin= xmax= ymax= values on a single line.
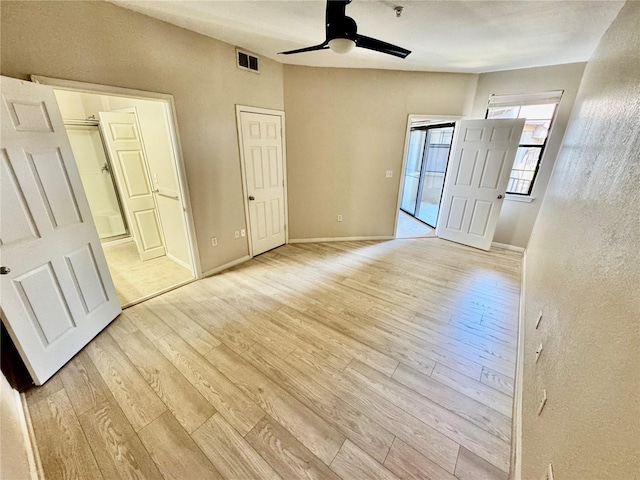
xmin=248 ymin=196 xmax=255 ymax=201
xmin=0 ymin=266 xmax=10 ymax=275
xmin=497 ymin=194 xmax=504 ymax=199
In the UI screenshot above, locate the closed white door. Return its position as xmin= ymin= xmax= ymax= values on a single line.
xmin=0 ymin=76 xmax=121 ymax=385
xmin=437 ymin=118 xmax=525 ymax=250
xmin=239 ymin=111 xmax=286 ymax=256
xmin=99 ymin=112 xmax=166 ymax=261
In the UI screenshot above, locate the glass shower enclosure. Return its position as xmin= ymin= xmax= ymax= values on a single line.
xmin=400 ymin=123 xmax=455 ymax=228
xmin=65 ymin=123 xmax=129 ymax=240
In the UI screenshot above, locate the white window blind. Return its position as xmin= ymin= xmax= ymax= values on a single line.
xmin=488 ymin=90 xmax=564 ymax=108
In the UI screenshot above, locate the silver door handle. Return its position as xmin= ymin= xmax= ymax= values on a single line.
xmin=0 ymin=266 xmax=10 ymax=275
xmin=497 ymin=194 xmax=504 ymax=199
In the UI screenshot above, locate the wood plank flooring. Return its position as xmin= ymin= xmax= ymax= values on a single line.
xmin=24 ymin=238 xmax=521 ymax=480
xmin=102 ymin=240 xmax=193 ymax=306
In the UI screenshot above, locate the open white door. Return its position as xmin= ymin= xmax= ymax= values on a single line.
xmin=437 ymin=118 xmax=525 ymax=250
xmin=0 ymin=76 xmax=121 ymax=385
xmin=238 ymin=111 xmax=286 ymax=256
xmin=98 ymin=112 xmax=166 ymax=261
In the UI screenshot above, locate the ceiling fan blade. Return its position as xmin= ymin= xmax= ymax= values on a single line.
xmin=279 ymin=42 xmax=329 ymax=55
xmin=355 ymin=35 xmax=411 ymax=58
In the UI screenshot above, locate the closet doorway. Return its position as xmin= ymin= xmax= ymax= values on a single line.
xmin=36 ymin=78 xmax=199 ymax=307
xmin=399 ymin=122 xmax=455 ymax=228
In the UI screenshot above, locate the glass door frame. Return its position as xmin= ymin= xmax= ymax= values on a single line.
xmin=400 ymin=121 xmax=455 ymax=228
xmin=64 ymin=120 xmax=131 ymax=241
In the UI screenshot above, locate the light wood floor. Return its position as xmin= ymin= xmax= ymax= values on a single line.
xmin=396 ymin=210 xmax=436 ymax=239
xmin=102 ymin=241 xmax=193 ymax=306
xmin=25 ymin=239 xmax=520 ymax=480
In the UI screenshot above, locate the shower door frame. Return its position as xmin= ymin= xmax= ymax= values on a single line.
xmin=64 ymin=120 xmax=131 ymax=242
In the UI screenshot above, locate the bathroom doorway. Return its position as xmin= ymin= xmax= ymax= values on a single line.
xmin=44 ymin=84 xmax=198 ymax=307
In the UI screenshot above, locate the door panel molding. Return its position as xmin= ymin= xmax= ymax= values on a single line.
xmin=99 ymin=112 xmax=166 ymax=262
xmin=437 ymin=118 xmax=525 ymax=251
xmin=236 ymin=105 xmax=288 ymax=257
xmin=1 ymin=76 xmax=121 ymax=384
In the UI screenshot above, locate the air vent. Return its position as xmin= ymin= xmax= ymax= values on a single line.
xmin=236 ymin=49 xmax=259 ymax=74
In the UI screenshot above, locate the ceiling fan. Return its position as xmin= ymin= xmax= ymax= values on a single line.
xmin=278 ymin=0 xmax=411 ymax=58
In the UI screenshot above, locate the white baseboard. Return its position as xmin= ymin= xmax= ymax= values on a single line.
xmin=201 ymin=255 xmax=251 ymax=278
xmin=19 ymin=392 xmax=43 ymax=480
xmin=166 ymin=253 xmax=193 ymax=271
xmin=101 ymin=236 xmax=133 ymax=248
xmin=289 ymin=236 xmax=394 ymax=244
xmin=510 ymin=250 xmax=527 ymax=480
xmin=492 ymin=241 xmax=526 ymax=253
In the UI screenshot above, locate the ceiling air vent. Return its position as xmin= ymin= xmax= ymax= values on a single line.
xmin=236 ymin=49 xmax=259 ymax=74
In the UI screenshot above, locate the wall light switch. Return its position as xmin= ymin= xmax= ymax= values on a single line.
xmin=240 ymin=229 xmax=246 ymax=237
xmin=538 ymin=389 xmax=548 ymax=415
xmin=536 ymin=310 xmax=543 ymax=329
xmin=211 ymin=237 xmax=218 ymax=247
xmin=234 ymin=230 xmax=240 ymax=239
xmin=337 ymin=214 xmax=343 ymax=222
xmin=385 ymin=170 xmax=393 ymax=178
xmin=535 ymin=343 xmax=543 ymax=363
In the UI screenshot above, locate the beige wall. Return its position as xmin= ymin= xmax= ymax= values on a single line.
xmin=521 ymin=2 xmax=640 ymax=478
xmin=471 ymin=63 xmax=586 ymax=248
xmin=283 ymin=65 xmax=478 ymax=239
xmin=1 ymin=0 xmax=284 ymax=274
xmin=1 ymin=373 xmax=31 ymax=479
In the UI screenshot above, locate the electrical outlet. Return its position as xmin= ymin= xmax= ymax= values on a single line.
xmin=337 ymin=214 xmax=343 ymax=222
xmin=240 ymin=229 xmax=246 ymax=237
xmin=540 ymin=464 xmax=554 ymax=480
xmin=234 ymin=230 xmax=240 ymax=239
xmin=385 ymin=170 xmax=393 ymax=178
xmin=535 ymin=343 xmax=543 ymax=363
xmin=211 ymin=237 xmax=218 ymax=247
xmin=535 ymin=310 xmax=543 ymax=329
xmin=537 ymin=389 xmax=548 ymax=415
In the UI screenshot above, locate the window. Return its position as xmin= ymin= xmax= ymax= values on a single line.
xmin=486 ymin=91 xmax=563 ymax=195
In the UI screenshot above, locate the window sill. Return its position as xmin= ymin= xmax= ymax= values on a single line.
xmin=505 ymin=194 xmax=535 ymax=203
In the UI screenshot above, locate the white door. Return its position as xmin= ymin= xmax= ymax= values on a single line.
xmin=239 ymin=111 xmax=286 ymax=256
xmin=0 ymin=76 xmax=121 ymax=385
xmin=99 ymin=112 xmax=166 ymax=261
xmin=437 ymin=118 xmax=525 ymax=250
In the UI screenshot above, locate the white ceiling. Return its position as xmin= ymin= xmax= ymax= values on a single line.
xmin=109 ymin=0 xmax=624 ymax=73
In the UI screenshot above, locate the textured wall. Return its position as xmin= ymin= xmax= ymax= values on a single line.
xmin=1 ymin=0 xmax=284 ymax=274
xmin=283 ymin=65 xmax=477 ymax=239
xmin=1 ymin=373 xmax=31 ymax=478
xmin=471 ymin=63 xmax=586 ymax=249
xmin=521 ymin=2 xmax=640 ymax=478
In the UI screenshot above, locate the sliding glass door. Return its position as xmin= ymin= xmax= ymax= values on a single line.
xmin=400 ymin=123 xmax=454 ymax=228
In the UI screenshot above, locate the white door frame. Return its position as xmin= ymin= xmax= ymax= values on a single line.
xmin=394 ymin=114 xmax=464 ymax=238
xmin=30 ymin=75 xmax=202 ymax=278
xmin=235 ymin=105 xmax=289 ymax=258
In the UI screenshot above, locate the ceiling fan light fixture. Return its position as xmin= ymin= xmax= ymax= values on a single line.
xmin=328 ymin=38 xmax=356 ymax=54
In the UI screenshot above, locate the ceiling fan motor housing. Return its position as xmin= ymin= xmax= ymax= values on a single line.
xmin=328 ymin=16 xmax=358 ymax=41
